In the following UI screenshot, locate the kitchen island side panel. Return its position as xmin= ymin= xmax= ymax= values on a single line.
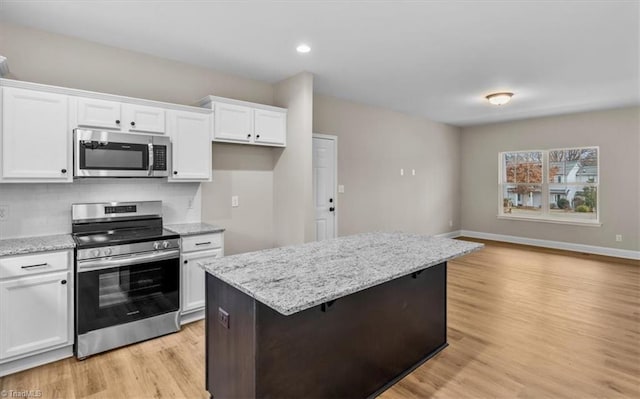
xmin=205 ymin=274 xmax=256 ymax=399
xmin=254 ymin=262 xmax=447 ymax=398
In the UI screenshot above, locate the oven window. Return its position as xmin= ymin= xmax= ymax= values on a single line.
xmin=98 ymin=267 xmax=163 ymax=308
xmin=84 ymin=148 xmax=144 ymax=169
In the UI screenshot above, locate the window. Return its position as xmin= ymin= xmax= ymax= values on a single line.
xmin=499 ymin=147 xmax=599 ymax=224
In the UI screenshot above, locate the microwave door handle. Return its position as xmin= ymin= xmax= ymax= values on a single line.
xmin=148 ymin=143 xmax=154 ymax=176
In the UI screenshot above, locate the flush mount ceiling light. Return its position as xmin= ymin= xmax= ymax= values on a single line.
xmin=296 ymin=44 xmax=311 ymax=54
xmin=485 ymin=92 xmax=514 ymax=106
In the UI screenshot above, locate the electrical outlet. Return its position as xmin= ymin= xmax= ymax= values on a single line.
xmin=400 ymin=168 xmax=404 ymax=176
xmin=0 ymin=205 xmax=8 ymax=221
xmin=412 ymin=169 xmax=416 ymax=176
xmin=338 ymin=185 xmax=345 ymax=193
xmin=218 ymin=307 xmax=230 ymax=329
xmin=616 ymin=234 xmax=623 ymax=242
xmin=231 ymin=196 xmax=239 ymax=208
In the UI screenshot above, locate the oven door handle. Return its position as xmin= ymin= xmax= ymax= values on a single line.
xmin=77 ymin=249 xmax=179 ymax=272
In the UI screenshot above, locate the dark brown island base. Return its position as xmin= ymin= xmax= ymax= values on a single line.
xmin=197 ymin=233 xmax=483 ymax=398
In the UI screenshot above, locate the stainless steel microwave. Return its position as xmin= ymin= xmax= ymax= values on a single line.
xmin=74 ymin=129 xmax=170 ymax=178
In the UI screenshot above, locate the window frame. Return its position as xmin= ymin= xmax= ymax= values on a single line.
xmin=498 ymin=146 xmax=601 ymax=226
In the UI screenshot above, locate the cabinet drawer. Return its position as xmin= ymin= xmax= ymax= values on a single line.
xmin=0 ymin=251 xmax=70 ymax=280
xmin=181 ymin=233 xmax=223 ymax=253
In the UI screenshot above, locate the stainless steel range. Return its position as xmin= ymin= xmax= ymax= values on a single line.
xmin=72 ymin=201 xmax=180 ymax=359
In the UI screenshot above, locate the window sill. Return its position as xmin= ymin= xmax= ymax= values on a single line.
xmin=497 ymin=215 xmax=602 ymax=227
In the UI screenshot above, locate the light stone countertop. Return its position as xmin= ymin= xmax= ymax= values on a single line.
xmin=198 ymin=232 xmax=483 ymax=316
xmin=165 ymin=222 xmax=225 ymax=236
xmin=0 ymin=234 xmax=76 ymax=257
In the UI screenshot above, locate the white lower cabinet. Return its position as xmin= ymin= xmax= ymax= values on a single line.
xmin=0 ymin=250 xmax=73 ymax=376
xmin=182 ymin=249 xmax=222 ymax=313
xmin=180 ymin=232 xmax=224 ymax=324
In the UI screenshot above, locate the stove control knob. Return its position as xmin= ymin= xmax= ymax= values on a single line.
xmin=153 ymin=242 xmax=161 ymax=250
xmin=104 ymin=248 xmax=112 ymax=256
xmin=92 ymin=249 xmax=101 ymax=258
xmin=162 ymin=241 xmax=170 ymax=249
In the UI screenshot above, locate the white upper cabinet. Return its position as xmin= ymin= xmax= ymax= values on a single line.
xmin=123 ymin=104 xmax=166 ymax=134
xmin=1 ymin=87 xmax=71 ymax=182
xmin=214 ymin=103 xmax=253 ymax=143
xmin=168 ymin=110 xmax=212 ymax=181
xmin=75 ymin=98 xmax=166 ymax=134
xmin=76 ymin=97 xmax=122 ymax=130
xmin=201 ymin=96 xmax=287 ymax=147
xmin=254 ymin=109 xmax=286 ymax=146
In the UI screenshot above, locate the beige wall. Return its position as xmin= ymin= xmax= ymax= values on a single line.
xmin=0 ymin=22 xmax=276 ymax=254
xmin=273 ymin=72 xmax=315 ymax=245
xmin=460 ymin=106 xmax=640 ymax=251
xmin=313 ymin=95 xmax=462 ymax=236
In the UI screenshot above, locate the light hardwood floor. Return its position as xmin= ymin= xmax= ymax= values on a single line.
xmin=1 ymin=239 xmax=638 ymax=398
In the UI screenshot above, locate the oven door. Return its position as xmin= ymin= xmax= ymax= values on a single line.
xmin=74 ymin=129 xmax=153 ymax=177
xmin=76 ymin=249 xmax=180 ymax=335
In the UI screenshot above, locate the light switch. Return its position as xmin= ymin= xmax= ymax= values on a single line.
xmin=338 ymin=185 xmax=345 ymax=193
xmin=231 ymin=196 xmax=239 ymax=207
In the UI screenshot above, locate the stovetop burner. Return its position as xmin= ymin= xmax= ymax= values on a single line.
xmin=74 ymin=227 xmax=178 ymax=248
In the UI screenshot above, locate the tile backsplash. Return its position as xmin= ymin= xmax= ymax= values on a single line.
xmin=0 ymin=179 xmax=201 ymax=239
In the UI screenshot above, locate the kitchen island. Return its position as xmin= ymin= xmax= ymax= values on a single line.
xmin=198 ymin=232 xmax=483 ymax=398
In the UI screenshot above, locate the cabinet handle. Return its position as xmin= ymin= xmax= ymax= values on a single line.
xmin=256 ymin=134 xmax=260 ymax=139
xmin=61 ymin=280 xmax=67 ymax=285
xmin=115 ymin=120 xmax=121 ymax=125
xmin=247 ymin=134 xmax=251 ymax=138
xmin=131 ymin=121 xmax=136 ymax=127
xmin=61 ymin=168 xmax=67 ymax=174
xmin=21 ymin=263 xmax=49 ymax=269
xmin=173 ymin=171 xmax=178 ymax=175
xmin=195 ymin=242 xmax=212 ymax=246
xmin=184 ymin=260 xmax=188 ymax=264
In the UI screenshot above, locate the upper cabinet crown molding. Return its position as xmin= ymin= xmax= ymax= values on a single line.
xmin=198 ymin=95 xmax=287 ymax=147
xmin=0 ymin=78 xmax=211 ymax=115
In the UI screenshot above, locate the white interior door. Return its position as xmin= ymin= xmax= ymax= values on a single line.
xmin=313 ymin=135 xmax=337 ymax=241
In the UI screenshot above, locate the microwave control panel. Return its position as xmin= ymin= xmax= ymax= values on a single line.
xmin=153 ymin=146 xmax=167 ymax=171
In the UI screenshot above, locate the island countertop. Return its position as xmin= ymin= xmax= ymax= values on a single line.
xmin=198 ymin=232 xmax=483 ymax=316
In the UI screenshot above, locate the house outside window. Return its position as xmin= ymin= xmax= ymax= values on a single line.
xmin=499 ymin=147 xmax=599 ymax=224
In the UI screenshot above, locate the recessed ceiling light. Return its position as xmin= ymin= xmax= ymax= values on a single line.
xmin=485 ymin=92 xmax=514 ymax=106
xmin=296 ymin=44 xmax=311 ymax=54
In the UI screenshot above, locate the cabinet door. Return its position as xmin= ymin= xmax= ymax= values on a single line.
xmin=123 ymin=104 xmax=166 ymax=134
xmin=0 ymin=271 xmax=71 ymax=360
xmin=168 ymin=111 xmax=212 ymax=181
xmin=254 ymin=109 xmax=286 ymax=146
xmin=213 ymin=103 xmax=252 ymax=143
xmin=1 ymin=87 xmax=71 ymax=182
xmin=76 ymin=97 xmax=122 ymax=130
xmin=181 ymin=249 xmax=222 ymax=313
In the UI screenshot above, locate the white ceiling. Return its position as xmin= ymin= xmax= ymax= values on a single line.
xmin=1 ymin=0 xmax=638 ymax=126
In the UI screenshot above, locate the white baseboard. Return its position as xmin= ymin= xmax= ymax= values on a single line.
xmin=180 ymin=308 xmax=205 ymax=325
xmin=459 ymin=230 xmax=640 ymax=260
xmin=434 ymin=230 xmax=462 ymax=239
xmin=0 ymin=345 xmax=73 ymax=377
